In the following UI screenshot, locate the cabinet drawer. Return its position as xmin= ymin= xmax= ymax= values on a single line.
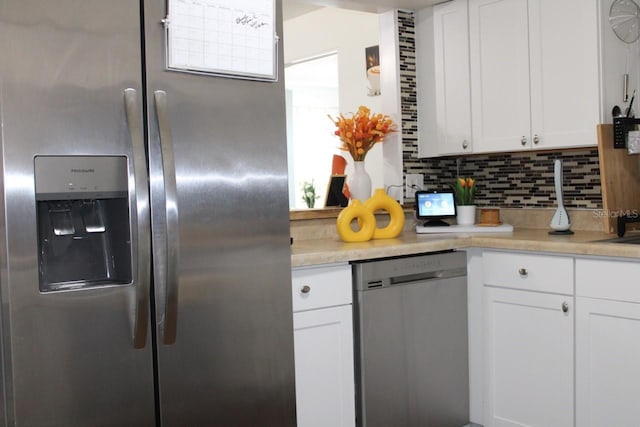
xmin=576 ymin=258 xmax=640 ymax=303
xmin=292 ymin=264 xmax=352 ymax=313
xmin=483 ymin=251 xmax=573 ymax=294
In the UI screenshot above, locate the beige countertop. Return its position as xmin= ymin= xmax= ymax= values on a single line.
xmin=291 ymin=228 xmax=640 ymax=267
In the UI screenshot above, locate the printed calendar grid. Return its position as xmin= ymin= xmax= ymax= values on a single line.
xmin=166 ymin=0 xmax=276 ymax=80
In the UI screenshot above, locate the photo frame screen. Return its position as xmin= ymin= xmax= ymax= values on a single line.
xmin=415 ymin=191 xmax=456 ymax=219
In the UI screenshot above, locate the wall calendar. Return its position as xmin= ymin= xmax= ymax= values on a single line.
xmin=164 ymin=0 xmax=277 ymax=81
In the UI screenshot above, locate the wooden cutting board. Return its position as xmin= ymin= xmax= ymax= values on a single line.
xmin=597 ymin=124 xmax=640 ymax=234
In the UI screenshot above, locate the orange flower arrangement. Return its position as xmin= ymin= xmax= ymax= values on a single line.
xmin=329 ymin=105 xmax=397 ymax=161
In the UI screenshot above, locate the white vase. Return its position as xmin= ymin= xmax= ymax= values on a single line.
xmin=456 ymin=205 xmax=476 ymax=225
xmin=348 ymin=161 xmax=372 ymax=201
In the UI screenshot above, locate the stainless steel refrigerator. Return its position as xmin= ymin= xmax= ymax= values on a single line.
xmin=0 ymin=0 xmax=296 ymax=426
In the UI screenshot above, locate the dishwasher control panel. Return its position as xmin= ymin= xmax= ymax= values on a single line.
xmin=351 ymin=250 xmax=467 ymax=291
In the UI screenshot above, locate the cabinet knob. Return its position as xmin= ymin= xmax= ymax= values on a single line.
xmin=518 ymin=268 xmax=528 ymax=277
xmin=562 ymin=301 xmax=569 ymax=313
xmin=533 ymin=134 xmax=540 ymax=145
xmin=300 ymin=285 xmax=311 ymax=294
xmin=520 ymin=136 xmax=528 ymax=146
xmin=462 ymin=140 xmax=469 ymax=149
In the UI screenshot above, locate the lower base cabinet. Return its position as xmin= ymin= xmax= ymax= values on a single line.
xmin=291 ymin=264 xmax=355 ymax=427
xmin=294 ymin=306 xmax=355 ymax=427
xmin=481 ymin=251 xmax=574 ymax=427
xmin=476 ymin=253 xmax=640 ymax=427
xmin=575 ymin=257 xmax=640 ymax=426
xmin=484 ymin=287 xmax=574 ymax=427
xmin=576 ymin=297 xmax=640 ymax=426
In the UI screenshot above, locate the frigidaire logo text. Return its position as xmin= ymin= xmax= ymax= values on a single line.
xmin=71 ymin=168 xmax=95 ymax=173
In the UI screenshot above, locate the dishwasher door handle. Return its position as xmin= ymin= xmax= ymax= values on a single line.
xmin=389 ymin=267 xmax=466 ymax=286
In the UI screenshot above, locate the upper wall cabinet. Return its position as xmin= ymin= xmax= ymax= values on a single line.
xmin=417 ymin=0 xmax=614 ymax=157
xmin=469 ymin=0 xmax=532 ymax=153
xmin=416 ymin=2 xmax=471 ymax=157
xmin=428 ymin=0 xmax=472 ymax=156
xmin=471 ymin=0 xmax=599 ymax=153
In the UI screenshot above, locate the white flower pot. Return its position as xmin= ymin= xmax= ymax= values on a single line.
xmin=456 ymin=205 xmax=476 ymax=226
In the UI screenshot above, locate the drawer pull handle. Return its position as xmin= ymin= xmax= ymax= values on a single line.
xmin=518 ymin=268 xmax=528 ymax=277
xmin=300 ymin=285 xmax=311 ymax=294
xmin=562 ymin=302 xmax=569 ymax=313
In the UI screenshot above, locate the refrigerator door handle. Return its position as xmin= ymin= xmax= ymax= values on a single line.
xmin=153 ymin=90 xmax=179 ymax=345
xmin=124 ymin=88 xmax=151 ymax=349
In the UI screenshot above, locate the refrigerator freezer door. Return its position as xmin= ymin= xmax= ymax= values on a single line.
xmin=124 ymin=88 xmax=153 ymax=349
xmin=0 ymin=1 xmax=155 ymax=425
xmin=144 ymin=1 xmax=297 ymax=426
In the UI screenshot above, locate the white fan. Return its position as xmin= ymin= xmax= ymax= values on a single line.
xmin=610 ymin=0 xmax=640 ymax=44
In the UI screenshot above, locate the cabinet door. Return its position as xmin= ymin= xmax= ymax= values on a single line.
xmin=528 ymin=0 xmax=599 ymax=149
xmin=433 ymin=0 xmax=472 ymax=155
xmin=469 ymin=0 xmax=531 ymax=153
xmin=576 ymin=297 xmax=640 ymax=426
xmin=293 ymin=305 xmax=355 ymax=427
xmin=484 ymin=287 xmax=573 ymax=427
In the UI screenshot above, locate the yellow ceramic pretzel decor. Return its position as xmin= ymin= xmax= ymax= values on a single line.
xmin=336 ymin=189 xmax=404 ymax=242
xmin=364 ymin=188 xmax=405 ymax=239
xmin=336 ymin=200 xmax=376 ymax=242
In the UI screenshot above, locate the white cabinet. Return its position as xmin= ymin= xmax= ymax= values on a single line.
xmin=575 ymin=258 xmax=640 ymax=426
xmin=469 ymin=0 xmax=599 ymax=153
xmin=482 ymin=251 xmax=573 ymax=294
xmin=291 ymin=264 xmax=355 ymax=427
xmin=482 ymin=251 xmax=574 ymax=427
xmin=416 ymin=0 xmax=472 ymax=157
xmin=432 ymin=0 xmax=472 ymax=155
xmin=474 ymin=252 xmax=640 ymax=427
xmin=293 ymin=306 xmax=355 ymax=427
xmin=528 ymin=0 xmax=599 ymax=150
xmin=418 ymin=0 xmax=602 ymax=156
xmin=575 ymin=297 xmax=640 ymax=426
xmin=484 ymin=288 xmax=574 ymax=427
xmin=469 ymin=0 xmax=531 ymax=153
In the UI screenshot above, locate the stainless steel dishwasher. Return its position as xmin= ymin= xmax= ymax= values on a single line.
xmin=352 ymin=250 xmax=470 ymax=427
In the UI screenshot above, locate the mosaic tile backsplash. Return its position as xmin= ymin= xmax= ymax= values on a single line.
xmin=396 ymin=10 xmax=602 ymax=209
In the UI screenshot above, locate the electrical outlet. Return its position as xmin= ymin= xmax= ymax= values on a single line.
xmin=405 ymin=174 xmax=423 ymax=199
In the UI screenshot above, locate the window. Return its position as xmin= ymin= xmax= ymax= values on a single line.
xmin=285 ymin=53 xmax=339 ymax=209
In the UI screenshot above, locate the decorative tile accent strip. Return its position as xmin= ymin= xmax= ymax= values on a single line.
xmin=397 ymin=10 xmax=420 ymax=173
xmin=397 ymin=10 xmax=602 ymax=209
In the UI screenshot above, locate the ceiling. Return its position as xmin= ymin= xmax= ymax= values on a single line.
xmin=282 ymin=0 xmax=446 ymax=20
xmin=283 ymin=0 xmax=324 ymax=20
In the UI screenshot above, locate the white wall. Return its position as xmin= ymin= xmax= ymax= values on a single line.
xmin=284 ymin=7 xmax=385 ymax=193
xmin=600 ymin=0 xmax=640 ymax=124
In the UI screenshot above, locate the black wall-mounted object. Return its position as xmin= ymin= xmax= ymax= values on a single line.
xmin=613 ymin=116 xmax=640 ymax=148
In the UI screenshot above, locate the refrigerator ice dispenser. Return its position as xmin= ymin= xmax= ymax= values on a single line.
xmin=35 ymin=156 xmax=132 ymax=292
